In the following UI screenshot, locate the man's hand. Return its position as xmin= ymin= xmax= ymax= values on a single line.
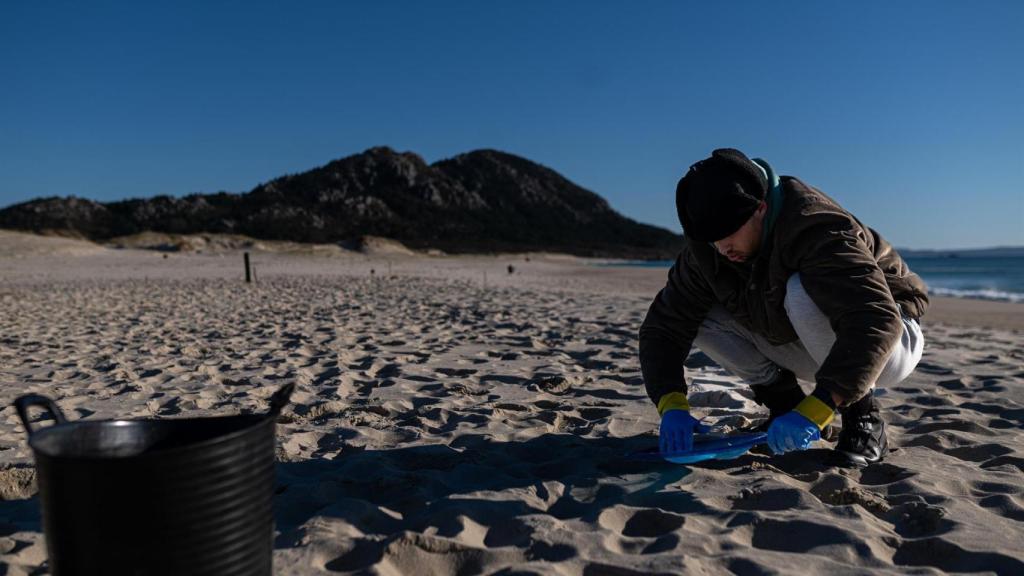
xmin=767 ymin=411 xmax=821 ymax=454
xmin=659 ymin=409 xmax=711 ymax=453
xmin=766 ymin=392 xmax=837 ymax=454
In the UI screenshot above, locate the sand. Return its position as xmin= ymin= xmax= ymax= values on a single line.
xmin=0 ymin=231 xmax=1022 ymax=575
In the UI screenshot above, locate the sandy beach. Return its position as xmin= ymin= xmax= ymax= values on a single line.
xmin=1 ymin=231 xmax=1022 ymax=575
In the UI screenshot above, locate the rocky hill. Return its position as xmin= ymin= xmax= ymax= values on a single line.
xmin=0 ymin=147 xmax=681 ymax=258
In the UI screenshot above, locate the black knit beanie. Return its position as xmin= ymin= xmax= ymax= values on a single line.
xmin=675 ymin=148 xmax=768 ymax=242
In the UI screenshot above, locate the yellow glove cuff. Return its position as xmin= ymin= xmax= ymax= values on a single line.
xmin=657 ymin=392 xmax=690 ymax=416
xmin=794 ymin=394 xmax=835 ymax=429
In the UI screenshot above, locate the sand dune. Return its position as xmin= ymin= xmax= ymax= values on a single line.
xmin=0 ymin=239 xmax=1022 ymax=574
xmin=0 ymin=230 xmax=106 ymax=258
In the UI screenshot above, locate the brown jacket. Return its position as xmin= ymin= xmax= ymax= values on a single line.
xmin=638 ymin=176 xmax=929 ymax=408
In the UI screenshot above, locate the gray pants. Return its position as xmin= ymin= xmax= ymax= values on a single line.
xmin=693 ymin=274 xmax=924 ymax=395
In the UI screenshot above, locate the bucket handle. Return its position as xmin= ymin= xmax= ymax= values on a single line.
xmin=14 ymin=394 xmax=68 ymax=437
xmin=268 ymin=383 xmax=295 ymax=416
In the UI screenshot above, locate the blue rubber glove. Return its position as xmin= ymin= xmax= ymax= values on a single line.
xmin=767 ymin=411 xmax=821 ymax=454
xmin=660 ymin=409 xmax=711 ymax=454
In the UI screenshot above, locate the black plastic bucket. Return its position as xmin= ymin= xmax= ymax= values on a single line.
xmin=14 ymin=383 xmax=294 ymax=576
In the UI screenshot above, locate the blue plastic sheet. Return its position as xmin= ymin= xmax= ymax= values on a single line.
xmin=628 ymin=432 xmax=768 ymax=464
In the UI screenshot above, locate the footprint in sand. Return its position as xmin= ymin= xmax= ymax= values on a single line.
xmin=733 ymin=487 xmax=812 ymax=512
xmin=977 ymin=494 xmax=1024 ymax=522
xmin=367 ymin=363 xmax=401 ymax=379
xmin=904 ymin=420 xmax=997 ymax=437
xmin=528 ymin=374 xmax=580 ymax=395
xmin=749 ymin=518 xmax=874 ymax=556
xmin=979 ymin=455 xmax=1024 ymax=473
xmin=936 ymin=377 xmax=968 ymax=390
xmin=889 ymin=501 xmax=950 ymax=537
xmin=943 ymin=443 xmax=1014 ymax=462
xmin=577 ymin=407 xmax=613 ymax=421
xmin=856 ymin=462 xmax=917 ymax=486
xmin=915 ymin=362 xmax=955 ymax=375
xmin=532 ymin=410 xmax=591 ymax=433
xmin=435 ymin=367 xmax=478 ymax=377
xmin=810 ymin=481 xmax=892 ymax=518
xmin=597 ymin=505 xmax=686 ymax=538
xmin=969 ymin=354 xmax=1000 ymax=364
xmin=892 ymin=536 xmax=1024 ymax=573
xmin=483 ymin=517 xmax=534 ymax=547
xmin=367 ymin=532 xmax=523 ymax=575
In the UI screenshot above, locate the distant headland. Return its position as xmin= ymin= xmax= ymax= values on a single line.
xmin=0 ymin=147 xmax=682 ymax=259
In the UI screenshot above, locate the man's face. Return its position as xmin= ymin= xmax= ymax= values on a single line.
xmin=712 ymin=201 xmax=767 ymax=263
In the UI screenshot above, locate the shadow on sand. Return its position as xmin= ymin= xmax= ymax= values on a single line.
xmin=271 ymin=431 xmax=839 ymax=571
xmin=0 ymin=433 xmax=843 ymax=574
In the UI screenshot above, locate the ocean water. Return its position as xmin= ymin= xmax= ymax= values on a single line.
xmin=601 ymin=256 xmax=1024 ymax=303
xmin=903 ymin=257 xmax=1024 ymax=303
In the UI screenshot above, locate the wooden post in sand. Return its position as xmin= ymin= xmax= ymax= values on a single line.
xmin=244 ymin=252 xmax=252 ymax=283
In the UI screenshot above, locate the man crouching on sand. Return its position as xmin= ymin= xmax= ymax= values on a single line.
xmin=638 ymin=148 xmax=929 ymax=466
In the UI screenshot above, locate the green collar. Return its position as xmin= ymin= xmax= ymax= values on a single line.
xmin=752 ymin=158 xmax=782 ymax=246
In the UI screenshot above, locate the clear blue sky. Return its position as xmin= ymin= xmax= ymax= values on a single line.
xmin=2 ymin=1 xmax=1021 ymax=249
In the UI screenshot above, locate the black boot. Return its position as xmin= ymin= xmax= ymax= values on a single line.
xmin=751 ymin=369 xmax=806 ymax=431
xmin=833 ymin=391 xmax=888 ymax=466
